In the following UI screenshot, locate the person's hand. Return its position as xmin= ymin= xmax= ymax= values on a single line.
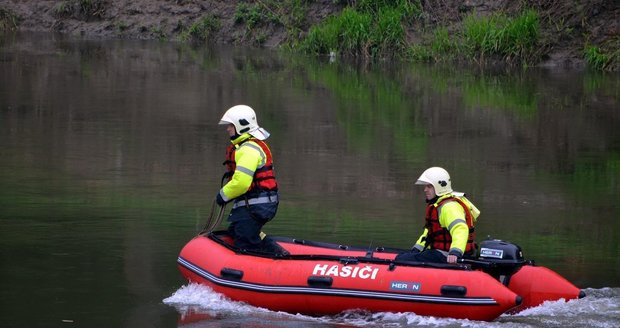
xmin=215 ymin=193 xmax=227 ymax=206
xmin=446 ymin=254 xmax=458 ymax=264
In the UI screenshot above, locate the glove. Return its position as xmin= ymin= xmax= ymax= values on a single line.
xmin=215 ymin=193 xmax=227 ymax=206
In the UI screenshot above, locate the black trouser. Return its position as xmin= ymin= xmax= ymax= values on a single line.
xmin=227 ymin=191 xmax=278 ymax=250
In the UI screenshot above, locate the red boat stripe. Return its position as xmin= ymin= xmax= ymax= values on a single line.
xmin=178 ymin=257 xmax=499 ymax=306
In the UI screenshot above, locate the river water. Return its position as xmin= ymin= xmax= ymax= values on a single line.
xmin=0 ymin=32 xmax=618 ymax=327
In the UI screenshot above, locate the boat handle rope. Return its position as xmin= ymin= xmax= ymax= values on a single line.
xmin=207 ymin=232 xmax=473 ymax=270
xmin=200 ymin=174 xmax=230 ymax=235
xmin=200 ymin=201 xmax=226 ymax=235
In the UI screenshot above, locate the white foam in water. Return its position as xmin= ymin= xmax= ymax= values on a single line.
xmin=515 ymin=290 xmax=618 ymax=318
xmin=504 ymin=288 xmax=620 ymax=328
xmin=163 ymin=283 xmax=326 ymax=325
xmin=164 ymin=285 xmax=620 ymax=327
xmin=164 ymin=285 xmax=471 ymax=327
xmin=163 ymin=283 xmax=269 ymax=314
xmin=328 ymin=310 xmax=511 ymax=328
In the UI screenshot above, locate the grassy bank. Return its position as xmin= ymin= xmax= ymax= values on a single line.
xmin=287 ymin=1 xmax=617 ymax=71
xmin=222 ymin=0 xmax=617 ymax=71
xmin=295 ymin=0 xmax=420 ymax=58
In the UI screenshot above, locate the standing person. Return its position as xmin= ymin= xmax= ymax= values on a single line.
xmin=395 ymin=167 xmax=480 ymax=264
xmin=215 ymin=104 xmax=279 ymax=251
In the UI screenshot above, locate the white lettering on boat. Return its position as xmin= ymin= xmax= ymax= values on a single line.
xmin=312 ymin=264 xmax=379 ymax=280
xmin=390 ymin=281 xmax=422 ymax=292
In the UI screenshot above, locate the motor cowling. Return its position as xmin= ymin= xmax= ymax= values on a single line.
xmin=477 ymin=239 xmax=528 ymax=285
xmin=478 ymin=239 xmax=524 ymax=262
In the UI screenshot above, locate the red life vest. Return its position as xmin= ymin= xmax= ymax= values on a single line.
xmin=424 ymin=197 xmax=476 ymax=254
xmin=223 ymin=139 xmax=278 ymax=193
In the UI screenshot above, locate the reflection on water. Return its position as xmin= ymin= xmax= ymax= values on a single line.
xmin=0 ymin=32 xmax=618 ymax=327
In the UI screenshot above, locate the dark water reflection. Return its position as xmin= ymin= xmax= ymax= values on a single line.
xmin=0 ymin=32 xmax=618 ymax=327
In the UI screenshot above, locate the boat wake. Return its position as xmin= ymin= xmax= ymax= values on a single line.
xmin=164 ymin=284 xmax=620 ymax=328
xmin=498 ymin=287 xmax=620 ymax=328
xmin=163 ymin=283 xmax=329 ymax=327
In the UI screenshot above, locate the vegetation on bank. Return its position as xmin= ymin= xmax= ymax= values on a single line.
xmin=297 ymin=0 xmax=421 ymax=58
xmin=52 ymin=0 xmax=107 ymax=21
xmin=584 ymin=44 xmax=619 ymax=71
xmin=221 ymin=0 xmax=617 ymax=71
xmin=1 ymin=0 xmax=618 ymax=71
xmin=0 ymin=7 xmax=18 ymax=31
xmin=180 ymin=14 xmax=221 ymax=43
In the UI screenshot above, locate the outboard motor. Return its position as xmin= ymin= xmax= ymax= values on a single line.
xmin=477 ymin=239 xmax=529 ymax=285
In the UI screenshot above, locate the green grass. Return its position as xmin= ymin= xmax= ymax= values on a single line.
xmin=430 ymin=27 xmax=457 ymax=60
xmin=407 ymin=9 xmax=540 ymax=65
xmin=234 ymin=2 xmax=282 ymax=29
xmin=355 ymin=0 xmax=422 ymax=21
xmin=181 ymin=15 xmax=221 ymax=42
xmin=462 ymin=9 xmax=539 ymax=61
xmin=231 ymin=0 xmax=308 ymax=47
xmin=371 ymin=7 xmax=406 ymax=55
xmin=408 ymin=44 xmax=434 ymax=61
xmin=584 ymin=44 xmax=619 ymax=71
xmin=298 ymin=1 xmax=419 ymax=58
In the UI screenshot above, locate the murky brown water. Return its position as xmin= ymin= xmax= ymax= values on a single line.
xmin=1 ymin=32 xmax=618 ymax=327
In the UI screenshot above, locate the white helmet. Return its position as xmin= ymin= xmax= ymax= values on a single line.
xmin=415 ymin=167 xmax=453 ymax=196
xmin=218 ymin=105 xmax=270 ymax=140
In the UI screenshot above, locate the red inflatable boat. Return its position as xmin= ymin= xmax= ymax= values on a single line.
xmin=177 ymin=231 xmax=584 ymax=321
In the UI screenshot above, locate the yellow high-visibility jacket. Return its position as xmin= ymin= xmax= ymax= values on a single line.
xmin=219 ymin=134 xmax=271 ymax=202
